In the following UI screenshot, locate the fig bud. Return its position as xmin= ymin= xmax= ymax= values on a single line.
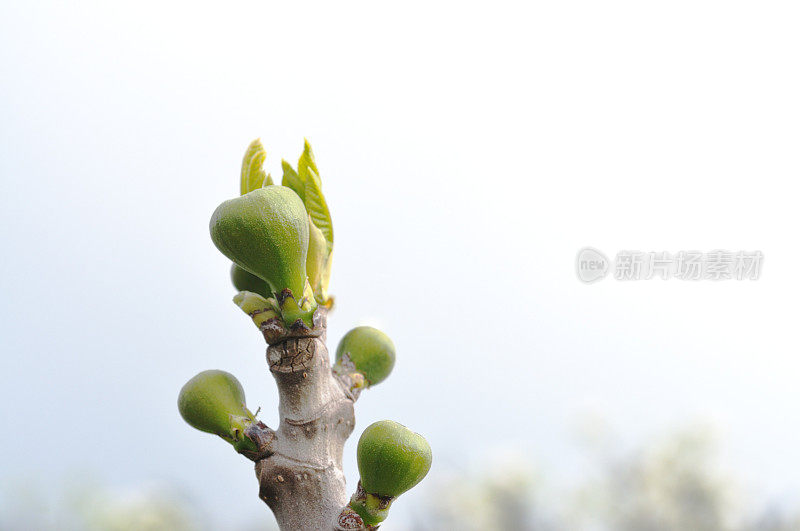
xmin=177 ymin=370 xmax=257 ymax=453
xmin=357 ymin=420 xmax=432 ymax=497
xmin=209 ymin=186 xmax=316 ymax=325
xmin=335 ymin=326 xmax=396 ymax=387
xmin=230 ymin=263 xmax=270 ymax=298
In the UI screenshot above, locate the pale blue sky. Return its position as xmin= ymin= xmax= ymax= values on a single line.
xmin=1 ymin=1 xmax=799 ymax=529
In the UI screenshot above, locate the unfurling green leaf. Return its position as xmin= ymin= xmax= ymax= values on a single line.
xmin=280 ymin=140 xmax=334 ymax=303
xmin=240 ymin=139 xmax=267 ymax=195
xmin=280 ymin=139 xmax=319 ymax=202
xmin=306 ymin=214 xmax=330 ymax=302
xmin=233 ymin=290 xmax=280 ymax=328
xmin=281 ymin=160 xmax=304 ymax=201
xmin=304 ymin=167 xmax=333 ymax=252
xmin=297 ymin=138 xmax=320 ymax=186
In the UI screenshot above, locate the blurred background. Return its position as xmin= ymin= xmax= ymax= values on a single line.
xmin=1 ymin=1 xmax=799 ymax=530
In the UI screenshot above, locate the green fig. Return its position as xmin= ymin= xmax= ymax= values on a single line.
xmin=230 ymin=263 xmax=270 ymax=297
xmin=177 ymin=370 xmax=257 ymax=453
xmin=357 ymin=420 xmax=432 ymax=497
xmin=335 ymin=326 xmax=396 ymax=387
xmin=209 ymin=186 xmax=316 ymax=325
xmin=351 ymin=420 xmax=431 ymax=525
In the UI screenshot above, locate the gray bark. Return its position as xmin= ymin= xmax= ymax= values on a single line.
xmin=251 ymin=309 xmax=371 ymax=530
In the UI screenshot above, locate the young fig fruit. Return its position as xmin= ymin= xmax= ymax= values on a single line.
xmin=230 ymin=263 xmax=270 ymax=298
xmin=335 ymin=326 xmax=396 ymax=387
xmin=209 ymin=186 xmax=316 ymax=325
xmin=357 ymin=420 xmax=432 ymax=496
xmin=177 ymin=370 xmax=257 ymax=454
xmin=351 ymin=420 xmax=432 ymax=525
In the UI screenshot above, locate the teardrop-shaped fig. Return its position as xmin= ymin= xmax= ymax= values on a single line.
xmin=357 ymin=420 xmax=432 ymax=497
xmin=177 ymin=370 xmax=255 ymax=452
xmin=335 ymin=326 xmax=395 ymax=386
xmin=210 ymin=186 xmax=311 ymax=315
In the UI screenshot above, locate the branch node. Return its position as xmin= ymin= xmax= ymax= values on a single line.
xmin=239 ymin=421 xmax=277 ymax=461
xmin=334 ymin=505 xmax=380 ymax=530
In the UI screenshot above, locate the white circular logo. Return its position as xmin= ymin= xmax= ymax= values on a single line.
xmin=576 ymin=247 xmax=609 ymax=283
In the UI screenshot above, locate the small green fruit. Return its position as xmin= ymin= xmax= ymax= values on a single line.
xmin=357 ymin=420 xmax=432 ymax=497
xmin=230 ymin=263 xmax=270 ymax=298
xmin=178 ymin=370 xmax=256 ymax=453
xmin=335 ymin=326 xmax=396 ymax=386
xmin=210 ymin=186 xmax=315 ymax=323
